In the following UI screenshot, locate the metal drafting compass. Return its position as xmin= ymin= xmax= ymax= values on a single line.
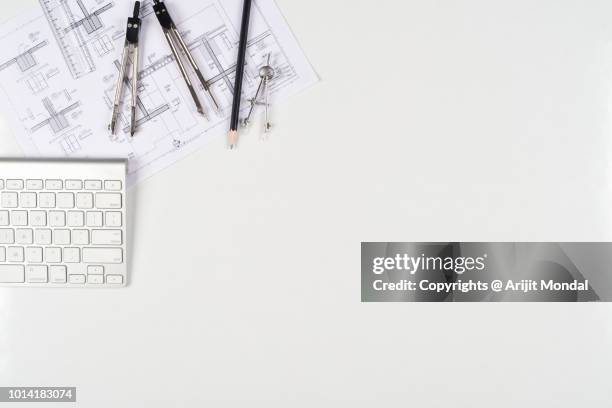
xmin=241 ymin=54 xmax=276 ymax=133
xmin=109 ymin=1 xmax=141 ymax=137
xmin=153 ymin=0 xmax=220 ymax=117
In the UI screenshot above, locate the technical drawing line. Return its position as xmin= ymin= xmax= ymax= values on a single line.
xmin=0 ymin=41 xmax=48 ymax=72
xmin=27 ymin=73 xmax=49 ymax=94
xmin=111 ymin=59 xmax=171 ymax=133
xmin=39 ymin=0 xmax=99 ymax=78
xmin=31 ymin=98 xmax=80 ymax=133
xmin=190 ymin=31 xmax=235 ymax=91
xmin=139 ymin=54 xmax=174 ymax=80
xmin=61 ymin=0 xmax=95 ymax=69
xmin=64 ymin=1 xmax=113 ymax=34
xmin=137 ymin=30 xmax=267 ymax=90
xmin=122 ymin=104 xmax=169 ymax=134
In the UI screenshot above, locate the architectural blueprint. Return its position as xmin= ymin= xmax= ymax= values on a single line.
xmin=0 ymin=0 xmax=318 ymax=185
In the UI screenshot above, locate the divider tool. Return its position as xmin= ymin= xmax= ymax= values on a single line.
xmin=109 ymin=1 xmax=142 ymax=137
xmin=153 ymin=0 xmax=219 ymax=117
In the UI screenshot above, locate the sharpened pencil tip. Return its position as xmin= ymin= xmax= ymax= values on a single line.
xmin=228 ymin=130 xmax=238 ymax=149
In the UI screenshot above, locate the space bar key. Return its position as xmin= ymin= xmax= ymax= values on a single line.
xmin=82 ymin=248 xmax=123 ymax=264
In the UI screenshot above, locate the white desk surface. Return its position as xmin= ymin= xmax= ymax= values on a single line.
xmin=2 ymin=1 xmax=612 ymax=407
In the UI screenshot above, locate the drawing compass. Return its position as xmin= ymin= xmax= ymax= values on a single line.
xmin=109 ymin=1 xmax=141 ymax=137
xmin=153 ymin=0 xmax=220 ymax=117
xmin=241 ymin=54 xmax=276 ymax=133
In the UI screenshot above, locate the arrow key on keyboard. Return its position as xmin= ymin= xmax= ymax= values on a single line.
xmin=106 ymin=275 xmax=123 ymax=284
xmin=88 ymin=274 xmax=103 ymax=284
xmin=69 ymin=274 xmax=85 ymax=284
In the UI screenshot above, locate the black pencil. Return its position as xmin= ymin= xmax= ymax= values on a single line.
xmin=228 ymin=0 xmax=253 ymax=149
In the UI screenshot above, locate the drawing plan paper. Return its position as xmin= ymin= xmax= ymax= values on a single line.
xmin=0 ymin=0 xmax=318 ymax=185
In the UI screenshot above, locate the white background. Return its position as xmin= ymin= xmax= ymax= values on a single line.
xmin=2 ymin=0 xmax=612 ymax=406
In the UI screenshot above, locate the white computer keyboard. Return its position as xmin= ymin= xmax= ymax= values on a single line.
xmin=0 ymin=159 xmax=127 ymax=287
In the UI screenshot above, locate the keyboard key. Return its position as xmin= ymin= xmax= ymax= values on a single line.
xmin=26 ymin=247 xmax=43 ymax=263
xmin=63 ymin=248 xmax=80 ymax=263
xmin=72 ymin=230 xmax=89 ymax=245
xmin=88 ymin=265 xmax=104 ymax=275
xmin=53 ymin=229 xmax=70 ymax=245
xmin=86 ymin=211 xmax=103 ymax=227
xmin=38 ymin=192 xmax=56 ymax=208
xmin=82 ymin=248 xmax=123 ymax=264
xmin=0 ymin=247 xmax=4 ymax=262
xmin=26 ymin=179 xmax=44 ymax=190
xmin=7 ymin=247 xmax=24 ymax=262
xmin=95 ymin=193 xmax=121 ymax=209
xmin=88 ymin=274 xmax=103 ymax=284
xmin=45 ymin=180 xmax=62 ymax=190
xmin=66 ymin=180 xmax=83 ymax=190
xmin=45 ymin=247 xmax=62 ymax=263
xmin=30 ymin=211 xmax=47 ymax=227
xmin=15 ymin=229 xmax=33 ymax=245
xmin=49 ymin=211 xmax=66 ymax=227
xmin=76 ymin=193 xmax=93 ymax=209
xmin=35 ymin=229 xmax=52 ymax=245
xmin=0 ymin=210 xmax=8 ymax=226
xmin=19 ymin=192 xmax=36 ymax=208
xmin=106 ymin=275 xmax=123 ymax=284
xmin=10 ymin=211 xmax=27 ymax=226
xmin=26 ymin=265 xmax=47 ymax=283
xmin=0 ymin=229 xmax=15 ymax=244
xmin=67 ymin=211 xmax=84 ymax=227
xmin=85 ymin=180 xmax=102 ymax=190
xmin=104 ymin=180 xmax=122 ymax=191
xmin=6 ymin=180 xmax=24 ymax=190
xmin=57 ymin=193 xmax=74 ymax=209
xmin=50 ymin=266 xmax=67 ymax=283
xmin=0 ymin=265 xmax=25 ymax=283
xmin=105 ymin=212 xmax=122 ymax=227
xmin=91 ymin=230 xmax=122 ymax=245
xmin=1 ymin=192 xmax=18 ymax=208
xmin=69 ymin=274 xmax=85 ymax=284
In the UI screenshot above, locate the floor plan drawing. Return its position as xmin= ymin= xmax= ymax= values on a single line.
xmin=0 ymin=0 xmax=319 ymax=185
